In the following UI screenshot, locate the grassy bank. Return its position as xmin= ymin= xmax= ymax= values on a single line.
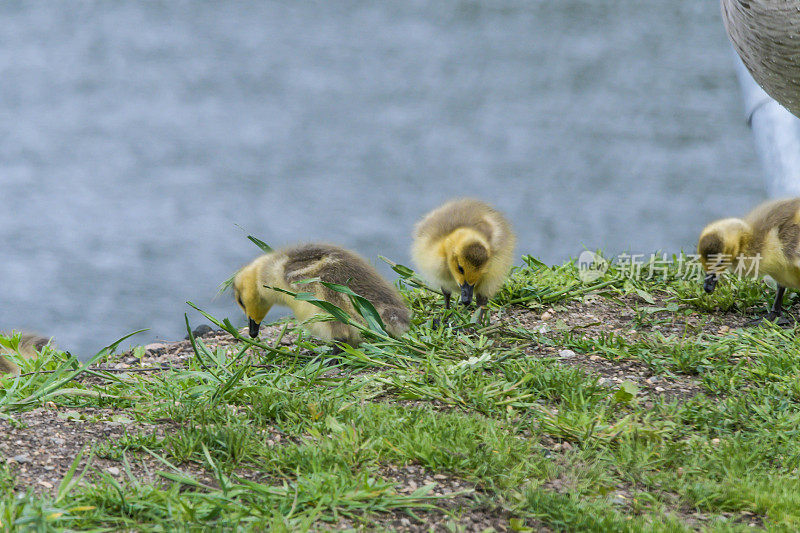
xmin=1 ymin=254 xmax=799 ymax=531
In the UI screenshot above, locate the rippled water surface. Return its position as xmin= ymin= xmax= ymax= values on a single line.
xmin=0 ymin=1 xmax=763 ymax=354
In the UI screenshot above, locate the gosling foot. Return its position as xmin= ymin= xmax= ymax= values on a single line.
xmin=747 ymin=311 xmax=794 ymax=328
xmin=432 ymin=317 xmax=461 ymax=329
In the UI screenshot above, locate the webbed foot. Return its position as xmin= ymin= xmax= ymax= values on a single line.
xmin=747 ymin=311 xmax=794 ymax=327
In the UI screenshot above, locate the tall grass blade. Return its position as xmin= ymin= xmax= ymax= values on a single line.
xmin=185 ymin=313 xmax=222 ymax=381
xmin=317 ymin=281 xmax=388 ymax=335
xmin=267 ymin=287 xmax=353 ymax=325
xmin=248 ymin=235 xmax=273 ymax=253
xmin=378 ymin=256 xmax=442 ymax=294
xmin=185 ymin=302 xmax=298 ymax=358
xmin=56 ymin=446 xmax=92 ymax=503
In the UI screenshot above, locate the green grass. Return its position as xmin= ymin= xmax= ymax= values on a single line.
xmin=1 ymin=253 xmax=799 ymax=530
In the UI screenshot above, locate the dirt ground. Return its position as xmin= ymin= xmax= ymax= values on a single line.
xmin=506 ymin=292 xmax=753 ymax=402
xmin=1 ymin=297 xmax=762 ymax=530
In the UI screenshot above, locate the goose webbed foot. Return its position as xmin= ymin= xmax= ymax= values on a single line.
xmin=747 ymin=311 xmax=794 ymax=327
xmin=747 ymin=314 xmax=794 ymax=327
xmin=432 ymin=317 xmax=464 ymax=330
xmin=748 ymin=285 xmax=794 ymax=327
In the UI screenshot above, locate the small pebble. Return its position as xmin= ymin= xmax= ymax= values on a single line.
xmin=558 ymin=349 xmax=576 ymax=358
xmin=11 ymin=454 xmax=31 ymax=464
xmin=719 ymin=326 xmax=730 ymax=333
xmin=541 ymin=311 xmax=553 ymax=321
xmin=185 ymin=324 xmax=214 ymax=340
xmin=37 ymin=481 xmax=53 ymax=489
xmin=144 ymin=343 xmax=167 ymax=352
xmin=106 ymin=467 xmax=121 ymax=476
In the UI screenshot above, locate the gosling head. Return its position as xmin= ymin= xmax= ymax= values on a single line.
xmin=446 ymin=230 xmax=490 ymax=305
xmin=697 ymin=218 xmax=751 ymax=294
xmin=232 ymin=263 xmax=272 ymax=338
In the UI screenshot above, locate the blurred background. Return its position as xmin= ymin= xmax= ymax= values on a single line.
xmin=0 ymin=1 xmax=763 ymax=355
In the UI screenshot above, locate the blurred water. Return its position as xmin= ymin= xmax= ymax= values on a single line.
xmin=0 ymin=1 xmax=762 ymax=355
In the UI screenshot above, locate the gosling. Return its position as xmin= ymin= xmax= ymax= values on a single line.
xmin=232 ymin=243 xmax=410 ymax=345
xmin=698 ymin=197 xmax=800 ymax=323
xmin=0 ymin=332 xmax=52 ymax=375
xmin=411 ymin=198 xmax=515 ymax=321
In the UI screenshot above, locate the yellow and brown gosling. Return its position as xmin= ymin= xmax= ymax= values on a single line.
xmin=411 ymin=198 xmax=515 ymax=322
xmin=232 ymin=243 xmax=410 ymax=345
xmin=698 ymin=197 xmax=800 ymax=323
xmin=0 ymin=332 xmax=52 ymax=375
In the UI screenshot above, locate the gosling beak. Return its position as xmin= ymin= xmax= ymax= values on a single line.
xmin=248 ymin=318 xmax=261 ymax=338
xmin=460 ymin=283 xmax=474 ymax=305
xmin=703 ymin=273 xmax=718 ymax=294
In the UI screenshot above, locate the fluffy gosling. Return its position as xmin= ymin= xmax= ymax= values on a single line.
xmin=411 ymin=198 xmax=515 ymax=321
xmin=698 ymin=197 xmax=800 ymax=322
xmin=0 ymin=332 xmax=52 ymax=375
xmin=232 ymin=243 xmax=410 ymax=345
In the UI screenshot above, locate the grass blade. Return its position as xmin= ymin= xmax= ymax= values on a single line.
xmin=248 ymin=235 xmax=273 ymax=253
xmin=317 ymin=281 xmax=389 ymax=335
xmin=56 ymin=446 xmax=93 ymax=503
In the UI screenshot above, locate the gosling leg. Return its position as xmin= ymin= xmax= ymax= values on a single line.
xmin=475 ymin=294 xmax=489 ymax=325
xmin=767 ymin=285 xmax=787 ymax=321
xmin=432 ymin=290 xmax=453 ymax=329
xmin=750 ymin=285 xmax=793 ymax=326
xmin=331 ymin=339 xmax=347 ymax=356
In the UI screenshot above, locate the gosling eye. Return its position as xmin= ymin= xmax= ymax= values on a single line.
xmin=457 ymin=265 xmax=465 ymax=274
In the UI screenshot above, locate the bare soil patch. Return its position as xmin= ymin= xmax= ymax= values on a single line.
xmin=1 ymin=405 xmax=286 ymax=496
xmin=502 ymin=295 xmax=733 ymax=402
xmin=508 ymin=292 xmax=751 ymax=341
xmin=2 ymin=406 xmax=173 ymax=494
